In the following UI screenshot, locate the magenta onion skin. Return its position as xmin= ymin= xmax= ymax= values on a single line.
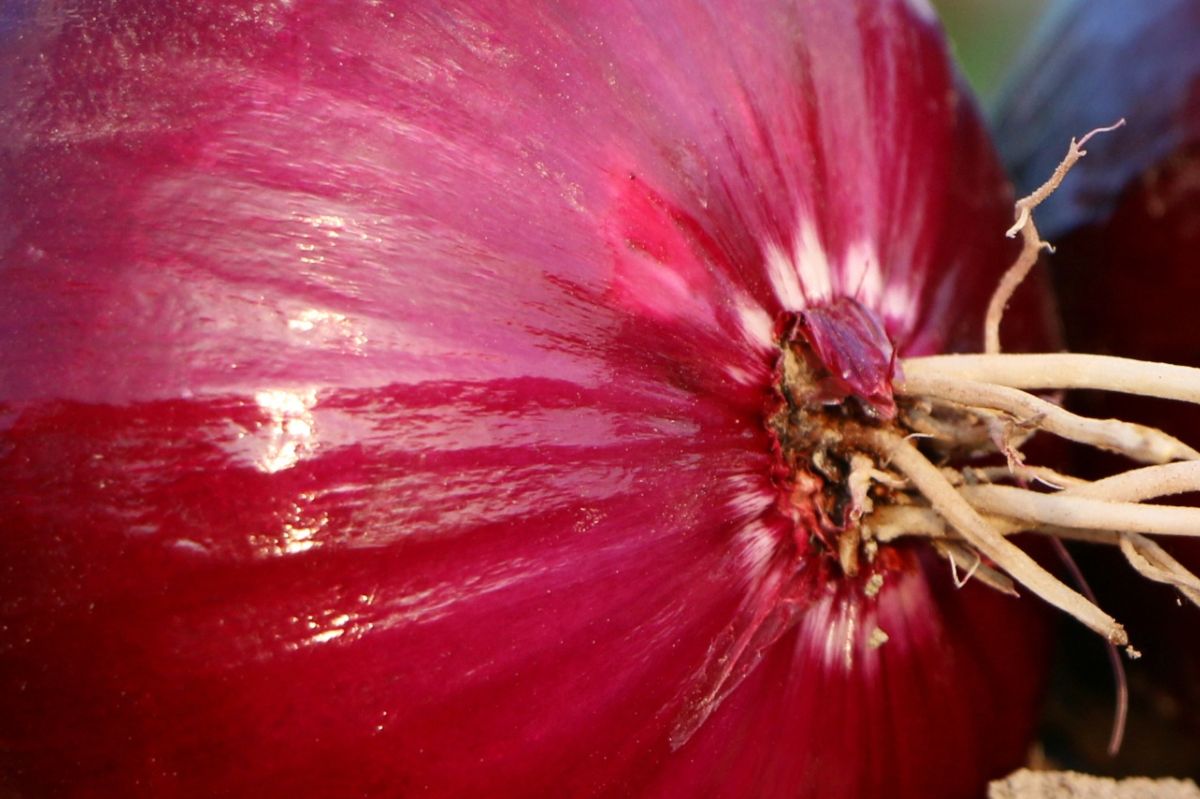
xmin=1 ymin=2 xmax=1051 ymax=797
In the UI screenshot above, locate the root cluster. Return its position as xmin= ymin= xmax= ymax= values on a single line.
xmin=827 ymin=120 xmax=1200 ymax=754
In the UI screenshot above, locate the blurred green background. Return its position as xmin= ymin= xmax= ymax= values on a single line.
xmin=933 ymin=0 xmax=1049 ymax=106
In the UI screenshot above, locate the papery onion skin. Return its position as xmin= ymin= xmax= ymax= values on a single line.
xmin=1 ymin=2 xmax=1050 ymax=797
xmin=996 ymin=0 xmax=1200 ymax=775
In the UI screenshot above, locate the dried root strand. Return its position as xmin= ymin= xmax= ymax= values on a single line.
xmin=867 ymin=500 xmax=1200 ymax=613
xmin=864 ymin=429 xmax=1127 ymax=645
xmin=960 ymin=484 xmax=1200 ymax=539
xmin=1118 ymin=533 xmax=1200 ymax=607
xmin=864 ymin=504 xmax=950 ymax=542
xmin=935 ymin=539 xmax=1018 ymax=596
xmin=1059 ymin=460 xmax=1200 ymax=503
xmin=1004 ymin=118 xmax=1127 ymax=239
xmin=898 ymin=372 xmax=1200 ymax=464
xmin=1046 ymin=535 xmax=1130 ymax=756
xmin=990 ymin=466 xmax=1200 ymax=609
xmin=984 ymin=118 xmax=1126 ymax=355
xmin=964 ymin=464 xmax=1087 ymax=489
xmin=903 ymin=352 xmax=1200 ymax=406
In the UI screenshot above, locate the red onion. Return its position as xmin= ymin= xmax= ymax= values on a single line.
xmin=1 ymin=1 xmax=1142 ymax=796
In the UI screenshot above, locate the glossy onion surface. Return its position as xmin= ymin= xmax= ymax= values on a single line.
xmin=1 ymin=1 xmax=1050 ymax=796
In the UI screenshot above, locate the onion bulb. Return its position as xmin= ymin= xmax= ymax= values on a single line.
xmin=4 ymin=1 xmax=1200 ymax=797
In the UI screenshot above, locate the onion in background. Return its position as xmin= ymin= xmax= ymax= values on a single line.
xmin=996 ymin=0 xmax=1200 ymax=777
xmin=0 ymin=2 xmax=1055 ymax=797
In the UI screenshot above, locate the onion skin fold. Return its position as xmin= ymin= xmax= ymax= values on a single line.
xmin=996 ymin=0 xmax=1200 ymax=776
xmin=1 ymin=2 xmax=1050 ymax=797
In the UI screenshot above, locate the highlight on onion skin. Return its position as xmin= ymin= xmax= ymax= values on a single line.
xmin=995 ymin=0 xmax=1200 ymax=776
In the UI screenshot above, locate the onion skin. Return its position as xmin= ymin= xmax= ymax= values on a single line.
xmin=1 ymin=2 xmax=1050 ymax=797
xmin=996 ymin=0 xmax=1200 ymax=775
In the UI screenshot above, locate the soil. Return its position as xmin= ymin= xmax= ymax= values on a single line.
xmin=990 ymin=770 xmax=1200 ymax=799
